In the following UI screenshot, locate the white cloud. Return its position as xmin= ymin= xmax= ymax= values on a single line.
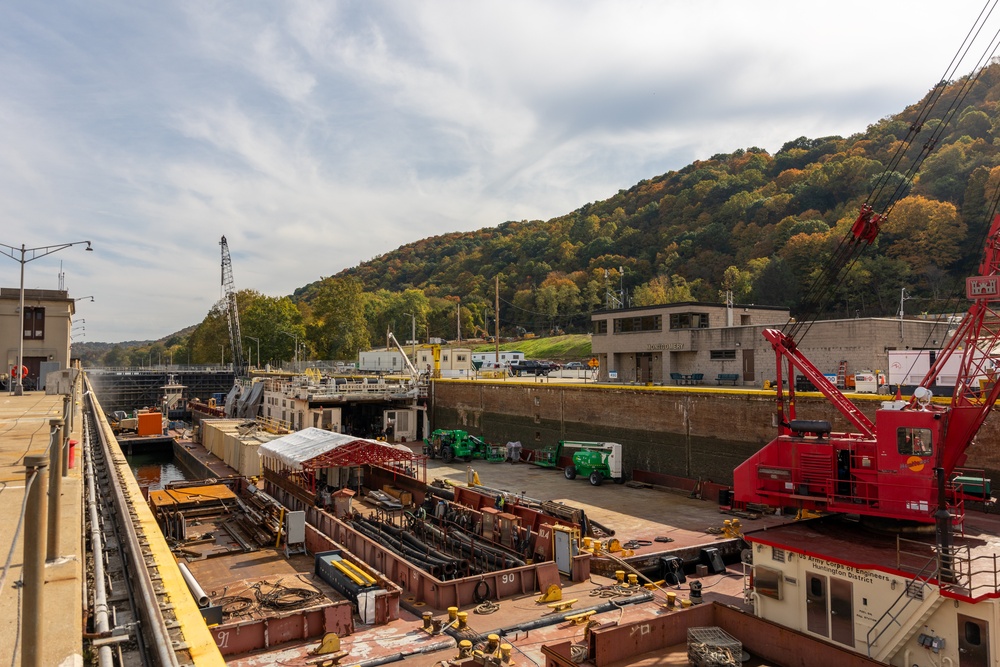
xmin=0 ymin=0 xmax=992 ymax=341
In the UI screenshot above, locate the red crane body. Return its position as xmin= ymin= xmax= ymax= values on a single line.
xmin=733 ymin=214 xmax=1000 ymax=524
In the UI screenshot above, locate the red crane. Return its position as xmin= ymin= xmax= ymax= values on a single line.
xmin=733 ymin=214 xmax=1000 ymax=524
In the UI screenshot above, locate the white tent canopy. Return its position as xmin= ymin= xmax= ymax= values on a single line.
xmin=258 ymin=427 xmax=385 ymax=470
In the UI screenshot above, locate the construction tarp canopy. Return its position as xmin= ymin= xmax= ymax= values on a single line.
xmin=258 ymin=427 xmax=417 ymax=471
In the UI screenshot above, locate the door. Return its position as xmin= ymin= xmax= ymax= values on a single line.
xmin=385 ymin=408 xmax=416 ymax=442
xmin=742 ymin=349 xmax=755 ymax=383
xmin=637 ymin=353 xmax=652 ymax=383
xmin=806 ymin=573 xmax=829 ymax=637
xmin=958 ymin=614 xmax=990 ymax=667
xmin=553 ymin=528 xmax=573 ymax=576
xmin=23 ymin=356 xmax=47 ymax=390
xmin=830 ymin=578 xmax=854 ymax=647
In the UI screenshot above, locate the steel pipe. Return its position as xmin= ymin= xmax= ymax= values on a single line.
xmin=178 ymin=561 xmax=210 ymax=608
xmin=350 ymin=639 xmax=455 ymax=667
xmin=85 ymin=416 xmax=114 ymax=667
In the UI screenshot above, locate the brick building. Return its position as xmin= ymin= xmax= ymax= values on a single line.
xmin=590 ymin=302 xmax=952 ymax=386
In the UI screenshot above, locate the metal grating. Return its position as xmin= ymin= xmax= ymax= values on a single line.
xmin=687 ymin=626 xmax=741 ymax=666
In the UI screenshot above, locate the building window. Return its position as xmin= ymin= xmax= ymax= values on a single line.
xmin=23 ymin=306 xmax=45 ymax=340
xmin=594 ymin=320 xmax=608 ymax=335
xmin=669 ymin=312 xmax=710 ymax=329
xmin=613 ymin=315 xmax=662 ymax=334
xmin=457 ymin=354 xmax=466 ymax=362
xmin=710 ymin=350 xmax=737 ymax=360
xmin=753 ymin=566 xmax=782 ymax=600
xmin=897 ymin=427 xmax=932 ymax=456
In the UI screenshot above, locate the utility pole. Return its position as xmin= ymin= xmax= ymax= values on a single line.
xmin=495 ymin=275 xmax=500 ymax=363
xmin=456 ymin=297 xmax=461 ymax=343
xmin=619 ymin=265 xmax=626 ymax=308
xmin=899 ymin=288 xmax=912 ymax=341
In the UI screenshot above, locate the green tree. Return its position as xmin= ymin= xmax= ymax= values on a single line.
xmin=306 ymin=277 xmax=369 ymax=360
xmin=187 ymin=301 xmax=228 ymax=365
xmin=632 ymin=275 xmax=697 ymax=306
xmin=720 ymin=265 xmax=753 ymax=303
xmin=240 ymin=292 xmax=304 ymax=367
xmin=883 ymin=195 xmax=966 ymax=269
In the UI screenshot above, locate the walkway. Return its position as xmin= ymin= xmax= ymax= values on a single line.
xmin=0 ymin=390 xmax=83 ymax=667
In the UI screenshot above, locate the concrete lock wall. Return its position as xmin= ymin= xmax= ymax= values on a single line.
xmin=429 ymin=381 xmax=1000 ymax=486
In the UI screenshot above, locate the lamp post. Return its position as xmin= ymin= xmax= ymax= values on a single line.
xmin=403 ymin=313 xmax=416 ymax=363
xmin=280 ymin=331 xmax=299 ymax=368
xmin=619 ymin=266 xmax=626 ymax=309
xmin=245 ymin=336 xmax=260 ymax=369
xmin=0 ymin=241 xmax=92 ymax=395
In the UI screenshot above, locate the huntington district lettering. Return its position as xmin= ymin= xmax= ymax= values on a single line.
xmin=807 ymin=557 xmax=890 ymax=585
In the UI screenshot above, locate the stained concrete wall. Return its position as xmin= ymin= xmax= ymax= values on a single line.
xmin=430 ymin=381 xmax=1000 ymax=486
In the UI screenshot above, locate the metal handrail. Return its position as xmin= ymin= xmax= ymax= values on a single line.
xmin=866 ymin=538 xmax=939 ymax=657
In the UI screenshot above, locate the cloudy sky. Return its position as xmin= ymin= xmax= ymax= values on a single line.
xmin=1 ymin=1 xmax=994 ymax=342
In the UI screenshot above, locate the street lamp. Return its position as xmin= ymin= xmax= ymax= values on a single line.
xmin=280 ymin=331 xmax=299 ymax=367
xmin=403 ymin=313 xmax=416 ymax=363
xmin=0 ymin=240 xmax=92 ymax=395
xmin=74 ymin=296 xmax=94 ymax=303
xmin=619 ymin=266 xmax=626 ymax=309
xmin=245 ymin=336 xmax=260 ymax=369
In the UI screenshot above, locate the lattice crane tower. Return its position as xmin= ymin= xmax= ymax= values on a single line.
xmin=220 ymin=236 xmax=246 ymax=377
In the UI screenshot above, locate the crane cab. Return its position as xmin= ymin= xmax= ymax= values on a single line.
xmin=733 ymin=401 xmax=955 ymax=523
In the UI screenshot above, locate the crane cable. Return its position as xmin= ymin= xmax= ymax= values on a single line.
xmin=786 ymin=0 xmax=1000 ymax=343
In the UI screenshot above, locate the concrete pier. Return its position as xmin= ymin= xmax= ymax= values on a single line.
xmin=0 ymin=392 xmax=83 ymax=667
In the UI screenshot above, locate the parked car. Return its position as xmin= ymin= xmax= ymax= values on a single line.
xmin=510 ymin=360 xmax=553 ymax=376
xmin=563 ymin=361 xmax=586 ymax=370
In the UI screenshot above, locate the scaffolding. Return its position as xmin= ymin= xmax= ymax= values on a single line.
xmin=87 ymin=369 xmax=235 ymax=413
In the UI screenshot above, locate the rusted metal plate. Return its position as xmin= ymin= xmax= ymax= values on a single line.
xmin=148 ymin=483 xmax=237 ymax=510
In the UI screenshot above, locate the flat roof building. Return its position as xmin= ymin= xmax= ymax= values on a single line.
xmin=591 ymin=301 xmax=951 ymax=387
xmin=0 ymin=287 xmax=75 ymax=390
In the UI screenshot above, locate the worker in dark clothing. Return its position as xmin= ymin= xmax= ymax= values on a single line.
xmin=495 ymin=494 xmax=505 ymax=511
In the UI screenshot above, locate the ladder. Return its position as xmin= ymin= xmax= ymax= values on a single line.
xmin=836 ymin=360 xmax=848 ymax=389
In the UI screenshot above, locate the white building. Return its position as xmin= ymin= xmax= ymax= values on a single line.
xmin=471 ymin=351 xmax=525 ymax=368
xmin=357 ymin=349 xmax=409 ymax=373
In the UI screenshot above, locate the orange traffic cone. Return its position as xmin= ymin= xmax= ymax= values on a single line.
xmin=894 ymin=384 xmax=902 ymax=401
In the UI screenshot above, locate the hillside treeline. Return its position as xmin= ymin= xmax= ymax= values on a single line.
xmin=77 ymin=64 xmax=1000 ymax=366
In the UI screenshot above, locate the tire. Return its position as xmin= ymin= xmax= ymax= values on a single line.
xmin=613 ymin=475 xmax=626 ymax=485
xmin=564 ymin=466 xmax=577 ymax=480
xmin=589 ymin=471 xmax=603 ymax=486
xmin=442 ymin=446 xmax=455 ymax=463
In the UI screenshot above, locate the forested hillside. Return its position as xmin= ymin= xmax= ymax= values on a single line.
xmin=81 ymin=63 xmax=1000 ymax=367
xmin=308 ymin=63 xmax=1000 ymax=329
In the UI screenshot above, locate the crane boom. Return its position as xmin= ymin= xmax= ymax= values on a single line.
xmin=220 ymin=236 xmax=246 ymax=378
xmin=733 ymin=215 xmax=1000 ymax=525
